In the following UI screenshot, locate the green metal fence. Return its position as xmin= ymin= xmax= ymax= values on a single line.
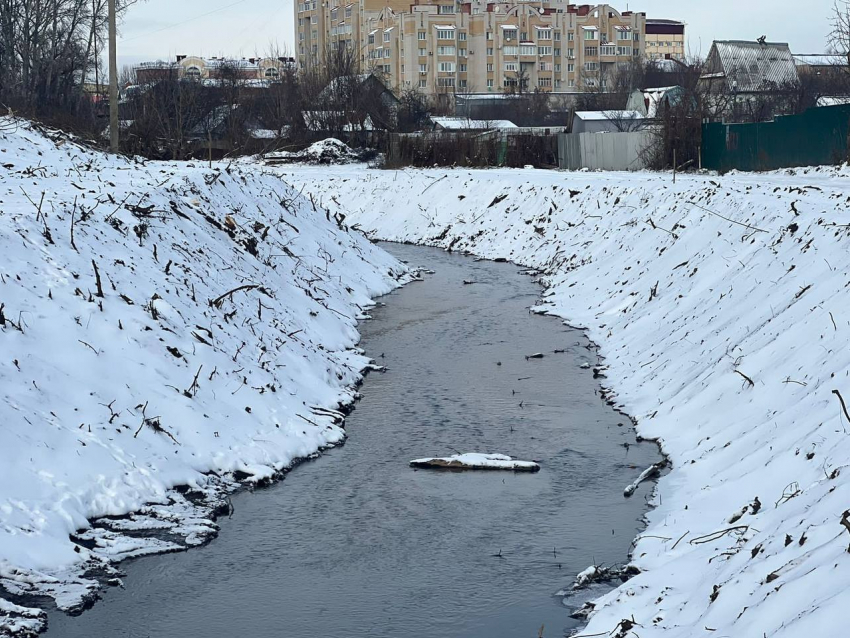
xmin=701 ymin=104 xmax=850 ymax=172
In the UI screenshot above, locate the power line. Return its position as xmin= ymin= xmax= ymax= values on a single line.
xmin=120 ymin=0 xmax=253 ymax=43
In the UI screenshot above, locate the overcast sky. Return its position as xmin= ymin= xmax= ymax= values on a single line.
xmin=116 ymin=0 xmax=835 ymax=69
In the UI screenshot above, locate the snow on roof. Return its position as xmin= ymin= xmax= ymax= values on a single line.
xmin=500 ymin=25 xmax=518 ymax=29
xmin=434 ymin=25 xmax=456 ymax=29
xmin=574 ymin=110 xmax=644 ymax=121
xmin=817 ymin=96 xmax=850 ymax=107
xmin=431 ymin=117 xmax=518 ymax=130
xmin=708 ymin=40 xmax=800 ymax=92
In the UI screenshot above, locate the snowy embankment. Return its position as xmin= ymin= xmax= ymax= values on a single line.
xmin=285 ymin=164 xmax=850 ymax=637
xmin=0 ymin=122 xmax=406 ymax=635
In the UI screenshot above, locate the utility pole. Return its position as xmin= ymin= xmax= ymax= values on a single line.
xmin=108 ymin=0 xmax=119 ymax=153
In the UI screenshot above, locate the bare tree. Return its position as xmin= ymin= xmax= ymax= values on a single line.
xmin=0 ymin=0 xmax=140 ymax=127
xmin=830 ymin=1 xmax=850 ymax=73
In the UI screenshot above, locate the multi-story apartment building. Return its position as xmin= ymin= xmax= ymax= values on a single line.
xmin=645 ymin=19 xmax=686 ymax=62
xmin=295 ymin=3 xmax=682 ymax=98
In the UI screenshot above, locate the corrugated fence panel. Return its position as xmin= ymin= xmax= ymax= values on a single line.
xmin=558 ymin=131 xmax=652 ymax=171
xmin=702 ymin=104 xmax=850 ymax=172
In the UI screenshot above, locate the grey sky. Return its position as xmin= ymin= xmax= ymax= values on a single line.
xmin=116 ymin=0 xmax=835 ymax=69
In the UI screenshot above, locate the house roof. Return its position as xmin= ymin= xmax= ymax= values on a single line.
xmin=430 ymin=117 xmax=517 ymax=130
xmin=794 ymin=54 xmax=841 ymax=67
xmin=574 ymin=110 xmax=644 ymax=121
xmin=631 ymin=87 xmax=684 ymax=117
xmin=706 ymin=40 xmax=799 ymax=92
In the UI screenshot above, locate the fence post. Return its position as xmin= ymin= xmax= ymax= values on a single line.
xmin=673 ymin=148 xmax=676 ymax=183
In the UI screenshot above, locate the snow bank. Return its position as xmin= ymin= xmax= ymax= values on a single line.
xmin=265 ymin=138 xmax=360 ymax=165
xmin=0 ymin=120 xmax=407 ymax=633
xmin=286 ymin=164 xmax=850 ymax=637
xmin=409 ymin=453 xmax=540 ymax=472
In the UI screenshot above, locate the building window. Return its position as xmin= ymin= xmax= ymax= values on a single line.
xmin=369 ymin=34 xmax=375 ymax=44
xmin=519 ymin=45 xmax=535 ymax=55
xmin=584 ymin=46 xmax=598 ymax=57
xmin=487 ymin=47 xmax=494 ymax=56
xmin=554 ymin=31 xmax=561 ymax=41
xmin=555 ymin=63 xmax=561 ymax=72
xmin=438 ymin=61 xmax=455 ymax=72
xmin=554 ymin=48 xmax=560 ymax=56
xmin=437 ymin=77 xmax=455 ymax=87
xmin=555 ymin=79 xmax=561 ymax=88
xmin=459 ymin=48 xmax=466 ymax=57
xmin=537 ymin=29 xmax=552 ymax=40
xmin=567 ymin=47 xmax=574 ymax=57
xmin=486 ymin=31 xmax=493 ymax=40
xmin=419 ymin=79 xmax=427 ymax=87
xmin=459 ymin=79 xmax=467 ymax=88
xmin=538 ymin=77 xmax=552 ymax=87
xmin=264 ymin=67 xmax=279 ymax=78
xmin=418 ymin=31 xmax=426 ymax=40
xmin=487 ymin=79 xmax=494 ymax=88
xmin=419 ymin=47 xmax=426 ymax=56
xmin=437 ymin=46 xmax=456 ymax=55
xmin=419 ymin=63 xmax=427 ymax=72
xmin=438 ymin=4 xmax=455 ymax=14
xmin=568 ymin=32 xmax=574 ymax=41
xmin=437 ymin=29 xmax=454 ymax=40
xmin=504 ymin=28 xmax=517 ymax=41
xmin=384 ymin=49 xmax=390 ymax=58
xmin=584 ymin=29 xmax=597 ymax=41
xmin=503 ymin=46 xmax=517 ymax=55
xmin=617 ymin=46 xmax=632 ymax=56
xmin=345 ymin=6 xmax=351 ymax=17
xmin=568 ymin=79 xmax=575 ymax=87
xmin=568 ymin=63 xmax=574 ymax=73
xmin=459 ymin=63 xmax=467 ymax=72
xmin=538 ymin=46 xmax=552 ymax=56
xmin=185 ymin=66 xmax=201 ymax=79
xmin=458 ymin=31 xmax=467 ymax=41
xmin=384 ymin=32 xmax=391 ymax=43
xmin=486 ymin=63 xmax=493 ymax=71
xmin=584 ymin=61 xmax=599 ymax=71
xmin=504 ymin=62 xmax=518 ymax=71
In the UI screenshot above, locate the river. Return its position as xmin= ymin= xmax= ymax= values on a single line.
xmin=45 ymin=243 xmax=659 ymax=638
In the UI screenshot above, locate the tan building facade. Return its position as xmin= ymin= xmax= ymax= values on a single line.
xmin=644 ymin=19 xmax=686 ymax=62
xmin=135 ymin=56 xmax=294 ymax=84
xmin=296 ymin=2 xmax=663 ymax=98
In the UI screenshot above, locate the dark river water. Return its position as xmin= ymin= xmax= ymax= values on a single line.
xmin=45 ymin=243 xmax=658 ymax=638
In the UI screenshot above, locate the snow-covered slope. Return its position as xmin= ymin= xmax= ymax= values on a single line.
xmin=0 ymin=122 xmax=406 ymax=635
xmin=286 ymin=164 xmax=850 ymax=637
